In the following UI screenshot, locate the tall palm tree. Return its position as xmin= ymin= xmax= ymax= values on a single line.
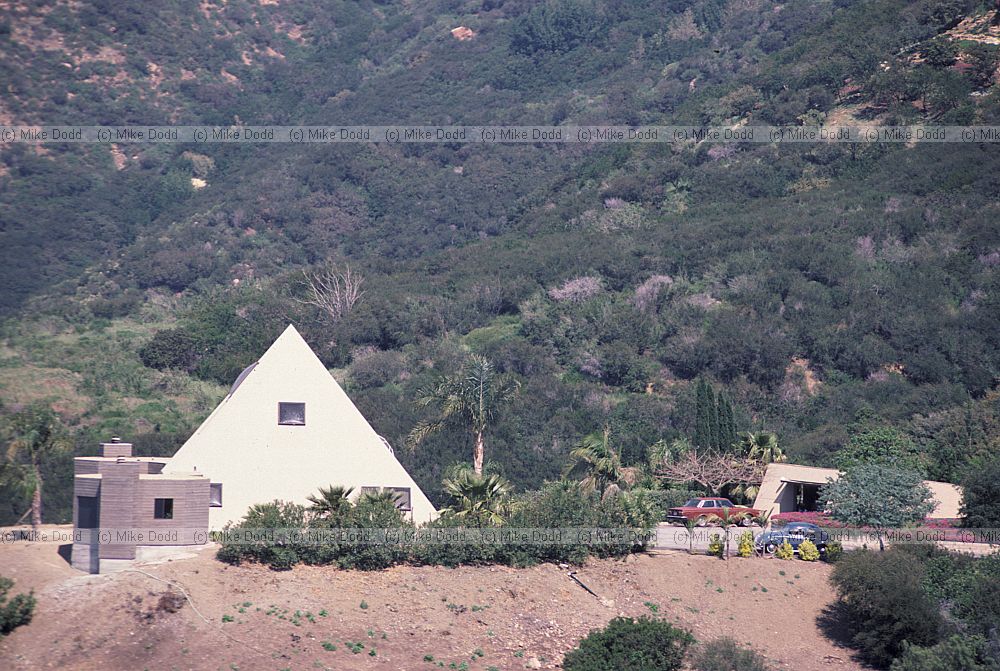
xmin=406 ymin=355 xmax=520 ymax=475
xmin=441 ymin=467 xmax=512 ymax=525
xmin=3 ymin=405 xmax=70 ymax=530
xmin=306 ymin=485 xmax=354 ymax=519
xmin=564 ymin=427 xmax=637 ymax=499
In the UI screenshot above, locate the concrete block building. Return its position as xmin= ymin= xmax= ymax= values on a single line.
xmin=72 ymin=439 xmax=215 ymax=574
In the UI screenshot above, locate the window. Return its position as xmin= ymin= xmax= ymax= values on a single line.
xmin=78 ymin=496 xmax=99 ymax=529
xmin=154 ymin=498 xmax=174 ymax=520
xmin=718 ymin=500 xmax=733 ymax=508
xmin=278 ymin=402 xmax=306 ymax=425
xmin=210 ymin=483 xmax=223 ymax=507
xmin=388 ymin=487 xmax=412 ymax=512
xmin=701 ymin=500 xmax=716 ymax=508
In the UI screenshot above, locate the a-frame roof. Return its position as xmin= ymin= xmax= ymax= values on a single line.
xmin=167 ymin=324 xmax=437 ymax=528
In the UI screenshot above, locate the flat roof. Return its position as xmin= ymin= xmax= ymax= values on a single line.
xmin=75 ymin=456 xmax=170 ymax=463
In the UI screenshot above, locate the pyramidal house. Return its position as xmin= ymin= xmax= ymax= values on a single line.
xmin=169 ymin=324 xmax=437 ymax=528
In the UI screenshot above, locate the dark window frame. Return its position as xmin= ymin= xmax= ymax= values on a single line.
xmin=209 ymin=483 xmax=223 ymax=507
xmin=278 ymin=402 xmax=306 ymax=426
xmin=154 ymin=498 xmax=174 ymax=520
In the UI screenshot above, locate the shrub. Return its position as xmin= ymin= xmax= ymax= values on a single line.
xmin=823 ymin=541 xmax=843 ymax=563
xmin=0 ymin=577 xmax=35 ymax=635
xmin=562 ymin=617 xmax=695 ymax=671
xmin=215 ymin=501 xmax=310 ymax=569
xmin=707 ymin=533 xmax=724 ymax=558
xmin=337 ymin=494 xmax=412 ymax=570
xmin=960 ymin=454 xmax=1000 ymax=527
xmin=736 ymin=531 xmax=754 ymax=558
xmin=798 ymin=539 xmax=820 ymax=562
xmin=890 ymin=635 xmax=997 ymax=671
xmin=830 ymin=548 xmax=943 ymax=667
xmin=775 ymin=540 xmax=795 ymax=560
xmin=692 ymin=637 xmax=770 ymax=671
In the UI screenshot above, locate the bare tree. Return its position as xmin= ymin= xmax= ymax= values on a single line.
xmin=654 ymin=449 xmax=764 ymax=496
xmin=298 ymin=264 xmax=365 ymax=325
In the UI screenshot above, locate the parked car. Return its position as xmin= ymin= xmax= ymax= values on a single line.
xmin=665 ymin=497 xmax=759 ymax=526
xmin=755 ymin=522 xmax=830 ymax=555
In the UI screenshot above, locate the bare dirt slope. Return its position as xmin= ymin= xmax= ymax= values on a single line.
xmin=1 ymin=535 xmax=866 ymax=671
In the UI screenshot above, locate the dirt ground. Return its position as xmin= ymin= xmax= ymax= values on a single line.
xmin=1 ymin=528 xmax=867 ymax=671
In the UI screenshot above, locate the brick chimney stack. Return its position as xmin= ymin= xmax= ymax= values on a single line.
xmin=100 ymin=439 xmax=133 ymax=458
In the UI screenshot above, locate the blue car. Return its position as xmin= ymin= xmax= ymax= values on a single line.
xmin=755 ymin=522 xmax=830 ymax=555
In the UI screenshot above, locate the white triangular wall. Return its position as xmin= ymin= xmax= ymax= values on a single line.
xmin=167 ymin=324 xmax=437 ymax=528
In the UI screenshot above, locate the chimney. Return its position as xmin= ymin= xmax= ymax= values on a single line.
xmin=101 ymin=440 xmax=133 ymax=458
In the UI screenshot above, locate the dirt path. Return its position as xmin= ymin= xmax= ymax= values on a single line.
xmin=1 ymin=537 xmax=866 ymax=671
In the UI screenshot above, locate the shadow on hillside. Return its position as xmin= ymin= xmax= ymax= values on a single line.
xmin=816 ymin=602 xmax=866 ymax=666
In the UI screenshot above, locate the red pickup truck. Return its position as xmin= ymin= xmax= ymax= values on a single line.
xmin=665 ymin=497 xmax=759 ymax=526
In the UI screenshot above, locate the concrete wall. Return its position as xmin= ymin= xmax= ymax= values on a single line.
xmin=136 ymin=478 xmax=210 ymax=545
xmin=72 ymin=453 xmax=212 ymax=572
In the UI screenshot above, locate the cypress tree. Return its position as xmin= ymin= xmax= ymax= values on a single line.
xmin=694 ymin=378 xmax=712 ymax=449
xmin=707 ymin=384 xmax=719 ymax=449
xmin=717 ymin=393 xmax=737 ymax=451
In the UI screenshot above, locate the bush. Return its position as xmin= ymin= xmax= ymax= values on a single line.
xmin=823 ymin=541 xmax=843 ymax=563
xmin=562 ymin=617 xmax=695 ymax=671
xmin=890 ymin=635 xmax=998 ymax=671
xmin=775 ymin=540 xmax=795 ymax=560
xmin=961 ymin=454 xmax=1000 ymax=527
xmin=707 ymin=533 xmax=724 ymax=558
xmin=336 ymin=494 xmax=412 ymax=570
xmin=830 ymin=548 xmax=944 ymax=667
xmin=215 ymin=501 xmax=308 ymax=570
xmin=737 ymin=531 xmax=754 ymax=558
xmin=693 ymin=637 xmax=770 ymax=671
xmin=798 ymin=539 xmax=820 ymax=561
xmin=0 ymin=576 xmax=35 ymax=635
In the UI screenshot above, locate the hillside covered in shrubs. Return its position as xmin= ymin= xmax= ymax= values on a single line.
xmin=2 ymin=0 xmax=1000 ymax=522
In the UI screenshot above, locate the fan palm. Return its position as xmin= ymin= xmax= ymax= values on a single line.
xmin=406 ymin=355 xmax=520 ymax=475
xmin=306 ymin=485 xmax=354 ymax=519
xmin=730 ymin=432 xmax=785 ymax=503
xmin=739 ymin=432 xmax=785 ymax=464
xmin=564 ymin=427 xmax=637 ymax=499
xmin=441 ymin=468 xmax=512 ymax=525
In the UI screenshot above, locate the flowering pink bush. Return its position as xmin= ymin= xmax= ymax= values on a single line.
xmin=548 ymin=276 xmax=602 ymax=303
xmin=632 ymin=274 xmax=673 ymax=313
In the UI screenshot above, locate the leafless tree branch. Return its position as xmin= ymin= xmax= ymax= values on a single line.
xmin=297 ymin=264 xmax=365 ymax=325
xmin=654 ymin=449 xmax=764 ymax=495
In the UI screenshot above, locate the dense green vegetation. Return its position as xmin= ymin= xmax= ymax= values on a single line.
xmin=2 ymin=0 xmax=1000 ymax=523
xmin=0 ymin=576 xmax=35 ymax=636
xmin=562 ymin=616 xmax=695 ymax=671
xmin=216 ymin=479 xmax=658 ymax=570
xmin=829 ymin=545 xmax=1000 ymax=668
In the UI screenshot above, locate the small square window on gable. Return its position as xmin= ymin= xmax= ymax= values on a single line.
xmin=278 ymin=402 xmax=306 ymax=426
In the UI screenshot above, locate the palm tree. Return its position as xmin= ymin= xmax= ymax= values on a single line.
xmin=3 ymin=405 xmax=70 ymax=530
xmin=564 ymin=427 xmax=638 ymax=499
xmin=406 ymin=355 xmax=520 ymax=475
xmin=306 ymin=485 xmax=354 ymax=519
xmin=730 ymin=432 xmax=785 ymax=503
xmin=441 ymin=467 xmax=512 ymax=525
xmin=739 ymin=432 xmax=785 ymax=464
xmin=683 ymin=517 xmax=699 ymax=555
